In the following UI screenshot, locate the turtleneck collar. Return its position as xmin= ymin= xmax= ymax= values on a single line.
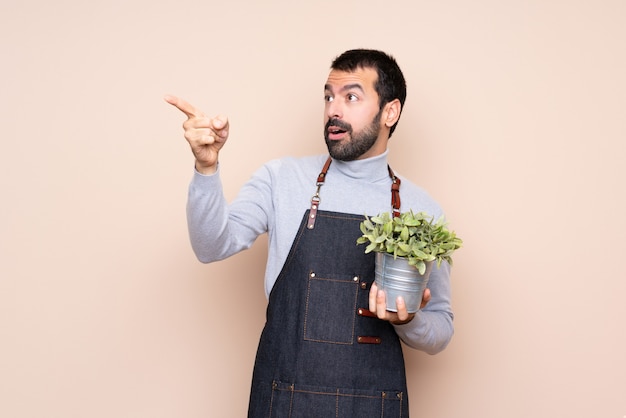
xmin=330 ymin=150 xmax=391 ymax=182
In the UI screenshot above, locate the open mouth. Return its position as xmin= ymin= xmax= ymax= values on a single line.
xmin=327 ymin=126 xmax=347 ymax=140
xmin=326 ymin=119 xmax=351 ymax=141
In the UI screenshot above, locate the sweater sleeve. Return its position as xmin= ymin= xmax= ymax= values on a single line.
xmin=392 ymin=261 xmax=455 ymax=354
xmin=186 ymin=164 xmax=272 ymax=263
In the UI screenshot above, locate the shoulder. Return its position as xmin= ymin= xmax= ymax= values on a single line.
xmin=256 ymin=154 xmax=328 ymax=180
xmin=264 ymin=154 xmax=328 ymax=171
xmin=243 ymin=155 xmax=329 ymax=195
xmin=396 ymin=174 xmax=445 ymax=219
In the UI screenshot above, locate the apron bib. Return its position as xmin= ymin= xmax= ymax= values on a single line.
xmin=248 ymin=159 xmax=409 ymax=418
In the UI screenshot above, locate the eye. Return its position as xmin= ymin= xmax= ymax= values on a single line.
xmin=324 ymin=94 xmax=334 ymax=102
xmin=347 ymin=93 xmax=358 ymax=102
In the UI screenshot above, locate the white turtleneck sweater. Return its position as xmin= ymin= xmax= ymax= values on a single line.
xmin=186 ymin=151 xmax=454 ymax=354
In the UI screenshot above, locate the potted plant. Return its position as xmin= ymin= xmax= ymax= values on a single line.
xmin=356 ymin=210 xmax=462 ymax=313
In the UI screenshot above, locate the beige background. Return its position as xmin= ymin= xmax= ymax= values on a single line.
xmin=2 ymin=0 xmax=625 ymax=417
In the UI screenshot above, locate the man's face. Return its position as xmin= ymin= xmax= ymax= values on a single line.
xmin=323 ymin=68 xmax=385 ymax=161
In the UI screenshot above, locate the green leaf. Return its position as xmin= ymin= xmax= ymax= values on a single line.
xmin=400 ymin=226 xmax=409 ymax=241
xmin=365 ymin=242 xmax=378 ymax=253
xmin=356 ymin=236 xmax=369 ymax=245
xmin=410 ymin=248 xmax=429 ymax=260
xmin=383 ymin=221 xmax=393 ymax=235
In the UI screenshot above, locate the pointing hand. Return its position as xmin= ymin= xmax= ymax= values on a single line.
xmin=165 ymin=95 xmax=229 ymax=174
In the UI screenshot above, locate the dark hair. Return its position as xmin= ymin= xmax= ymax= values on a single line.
xmin=331 ymin=49 xmax=407 ymax=137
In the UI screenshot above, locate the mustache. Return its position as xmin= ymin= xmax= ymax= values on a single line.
xmin=325 ymin=118 xmax=352 ymax=132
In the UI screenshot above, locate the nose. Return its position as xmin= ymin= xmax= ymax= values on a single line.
xmin=326 ymin=99 xmax=342 ymax=120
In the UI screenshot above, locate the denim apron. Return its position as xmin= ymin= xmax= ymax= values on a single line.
xmin=248 ymin=158 xmax=409 ymax=418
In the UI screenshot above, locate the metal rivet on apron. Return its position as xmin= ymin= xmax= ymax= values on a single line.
xmin=396 ymin=392 xmax=402 ymax=399
xmin=360 ymin=282 xmax=367 ymax=289
xmin=310 ymin=272 xmax=316 ymax=278
xmin=357 ymin=308 xmax=377 ymax=318
xmin=382 ymin=392 xmax=387 ymax=398
xmin=357 ymin=336 xmax=382 ymax=344
xmin=353 ymin=276 xmax=359 ymax=282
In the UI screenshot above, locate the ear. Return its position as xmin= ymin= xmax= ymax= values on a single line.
xmin=383 ymin=99 xmax=401 ymax=128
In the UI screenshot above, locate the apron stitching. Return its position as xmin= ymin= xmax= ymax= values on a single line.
xmin=302 ymin=274 xmax=312 ymax=343
xmin=276 ymin=386 xmax=400 ymax=399
xmin=269 ymin=381 xmax=276 ymax=417
xmin=303 ymin=274 xmax=359 ymax=345
xmin=288 ymin=386 xmax=294 ymax=418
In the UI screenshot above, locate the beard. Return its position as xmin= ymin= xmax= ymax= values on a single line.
xmin=324 ymin=110 xmax=382 ymax=161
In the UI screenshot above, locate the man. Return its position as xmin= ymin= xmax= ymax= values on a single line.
xmin=166 ymin=49 xmax=453 ymax=417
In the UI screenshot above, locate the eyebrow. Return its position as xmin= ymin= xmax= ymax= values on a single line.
xmin=324 ymin=83 xmax=365 ymax=94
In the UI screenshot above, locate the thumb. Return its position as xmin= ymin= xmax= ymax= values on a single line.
xmin=212 ymin=115 xmax=229 ymax=137
xmin=212 ymin=115 xmax=228 ymax=128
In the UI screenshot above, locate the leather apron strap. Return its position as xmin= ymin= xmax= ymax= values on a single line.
xmin=308 ymin=156 xmax=402 ymax=229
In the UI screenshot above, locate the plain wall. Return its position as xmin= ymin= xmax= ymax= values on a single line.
xmin=2 ymin=0 xmax=625 ymax=417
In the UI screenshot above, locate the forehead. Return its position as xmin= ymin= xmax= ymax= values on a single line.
xmin=324 ymin=67 xmax=378 ymax=92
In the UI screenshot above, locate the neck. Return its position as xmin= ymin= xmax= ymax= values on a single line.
xmin=331 ymin=150 xmax=390 ymax=181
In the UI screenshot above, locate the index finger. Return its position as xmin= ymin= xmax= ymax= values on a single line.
xmin=164 ymin=94 xmax=202 ymax=118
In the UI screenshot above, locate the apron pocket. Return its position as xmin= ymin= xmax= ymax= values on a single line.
xmin=270 ymin=380 xmax=404 ymax=418
xmin=303 ymin=271 xmax=360 ymax=344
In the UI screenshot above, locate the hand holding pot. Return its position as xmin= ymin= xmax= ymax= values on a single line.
xmin=369 ymin=283 xmax=431 ymax=325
